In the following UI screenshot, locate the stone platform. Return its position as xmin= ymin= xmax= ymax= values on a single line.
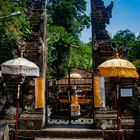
xmin=7 ymin=111 xmax=140 ymax=140
xmin=9 ymin=127 xmax=140 ymax=140
xmin=35 ymin=138 xmax=103 ymax=140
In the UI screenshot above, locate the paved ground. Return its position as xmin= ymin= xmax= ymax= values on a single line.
xmin=34 ymin=128 xmax=104 ymax=140
xmin=35 ymin=138 xmax=103 ymax=140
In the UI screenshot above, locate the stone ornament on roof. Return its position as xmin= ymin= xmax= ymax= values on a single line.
xmin=92 ymin=0 xmax=114 ymax=40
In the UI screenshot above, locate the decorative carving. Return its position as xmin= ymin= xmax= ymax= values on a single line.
xmin=93 ymin=0 xmax=114 ymax=40
xmin=18 ymin=0 xmax=46 ymax=61
xmin=91 ymin=0 xmax=114 ymax=71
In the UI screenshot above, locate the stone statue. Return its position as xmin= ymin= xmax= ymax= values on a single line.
xmin=93 ymin=0 xmax=114 ymax=40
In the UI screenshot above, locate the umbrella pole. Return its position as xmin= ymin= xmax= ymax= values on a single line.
xmin=116 ymin=83 xmax=120 ymax=140
xmin=68 ymin=66 xmax=71 ymax=125
xmin=15 ymin=84 xmax=20 ymax=140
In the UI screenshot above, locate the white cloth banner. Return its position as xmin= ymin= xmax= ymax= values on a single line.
xmin=99 ymin=76 xmax=106 ymax=108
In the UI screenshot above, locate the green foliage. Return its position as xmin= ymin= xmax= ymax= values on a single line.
xmin=47 ymin=25 xmax=92 ymax=78
xmin=71 ymin=43 xmax=92 ymax=69
xmin=47 ymin=0 xmax=90 ymax=34
xmin=113 ymin=29 xmax=136 ymax=43
xmin=132 ymin=59 xmax=140 ymax=68
xmin=136 ymin=34 xmax=140 ymax=41
xmin=113 ymin=29 xmax=140 ymax=67
xmin=47 ymin=26 xmax=79 ymax=78
xmin=113 ymin=29 xmax=136 ymax=53
xmin=47 ymin=0 xmax=91 ymax=78
xmin=0 ymin=0 xmax=31 ymax=64
xmin=0 ymin=0 xmax=31 ymax=38
xmin=0 ymin=34 xmax=17 ymax=64
xmin=129 ymin=41 xmax=140 ymax=61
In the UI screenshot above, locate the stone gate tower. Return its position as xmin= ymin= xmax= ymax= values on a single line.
xmin=19 ymin=0 xmax=47 ymax=129
xmin=91 ymin=0 xmax=115 ymax=110
xmin=91 ymin=0 xmax=114 ymax=72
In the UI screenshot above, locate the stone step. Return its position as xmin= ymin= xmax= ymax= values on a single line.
xmin=9 ymin=128 xmax=140 ymax=140
xmin=35 ymin=138 xmax=103 ymax=140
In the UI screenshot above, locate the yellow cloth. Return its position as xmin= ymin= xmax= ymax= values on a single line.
xmin=98 ymin=58 xmax=139 ymax=78
xmin=94 ymin=76 xmax=103 ymax=107
xmin=71 ymin=95 xmax=78 ymax=104
xmin=71 ymin=104 xmax=80 ymax=111
xmin=99 ymin=68 xmax=138 ymax=78
xmin=35 ymin=78 xmax=45 ymax=108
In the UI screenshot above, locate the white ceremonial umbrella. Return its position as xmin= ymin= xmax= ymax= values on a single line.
xmin=1 ymin=57 xmax=39 ymax=76
xmin=1 ymin=57 xmax=40 ymax=140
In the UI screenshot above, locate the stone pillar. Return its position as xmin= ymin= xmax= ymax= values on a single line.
xmin=19 ymin=0 xmax=47 ymax=129
xmin=91 ymin=0 xmax=114 ymax=71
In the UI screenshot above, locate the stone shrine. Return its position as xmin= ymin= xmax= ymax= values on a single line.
xmin=91 ymin=0 xmax=114 ymax=71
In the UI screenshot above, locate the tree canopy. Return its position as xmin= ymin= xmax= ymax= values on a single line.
xmin=47 ymin=25 xmax=92 ymax=78
xmin=1 ymin=1 xmax=140 ymax=79
xmin=47 ymin=26 xmax=79 ymax=78
xmin=0 ymin=0 xmax=92 ymax=79
xmin=113 ymin=29 xmax=140 ymax=67
xmin=47 ymin=0 xmax=91 ymax=78
xmin=47 ymin=0 xmax=90 ymax=34
xmin=0 ymin=0 xmax=31 ymax=64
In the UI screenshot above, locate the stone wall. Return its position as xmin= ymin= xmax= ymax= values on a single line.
xmin=0 ymin=0 xmax=47 ymax=130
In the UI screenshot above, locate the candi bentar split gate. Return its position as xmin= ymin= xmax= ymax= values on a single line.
xmin=43 ymin=0 xmax=140 ymax=128
xmin=0 ymin=0 xmax=118 ymax=128
xmin=46 ymin=0 xmax=115 ymax=126
xmin=1 ymin=1 xmax=140 ymax=137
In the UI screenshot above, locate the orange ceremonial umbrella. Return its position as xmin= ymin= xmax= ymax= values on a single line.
xmin=98 ymin=54 xmax=138 ymax=78
xmin=98 ymin=53 xmax=139 ymax=140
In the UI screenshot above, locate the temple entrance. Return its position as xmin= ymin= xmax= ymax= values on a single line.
xmin=46 ymin=69 xmax=94 ymax=127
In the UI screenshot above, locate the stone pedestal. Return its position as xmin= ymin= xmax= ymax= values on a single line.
xmin=95 ymin=110 xmax=117 ymax=129
xmin=19 ymin=113 xmax=43 ymax=130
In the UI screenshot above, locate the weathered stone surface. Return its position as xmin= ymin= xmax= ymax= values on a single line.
xmin=95 ymin=110 xmax=117 ymax=129
xmin=19 ymin=113 xmax=43 ymax=130
xmin=9 ymin=128 xmax=140 ymax=140
xmin=92 ymin=0 xmax=114 ymax=40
